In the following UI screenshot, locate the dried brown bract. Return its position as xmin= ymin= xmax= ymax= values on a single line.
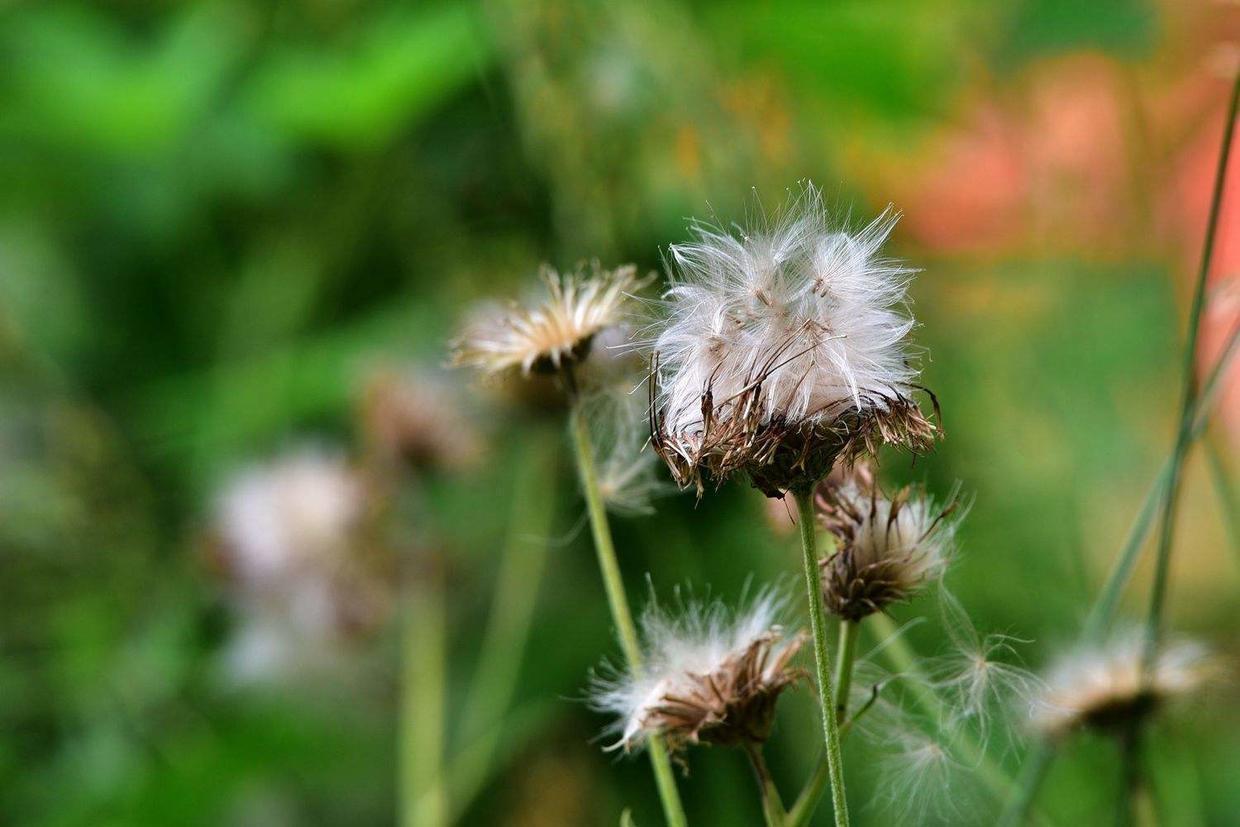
xmin=817 ymin=476 xmax=958 ymax=621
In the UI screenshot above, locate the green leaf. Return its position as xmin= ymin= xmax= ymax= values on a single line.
xmin=245 ymin=4 xmax=493 ymax=149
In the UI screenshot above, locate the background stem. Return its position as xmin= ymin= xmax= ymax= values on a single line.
xmin=402 ymin=568 xmax=446 ymax=827
xmin=452 ymin=426 xmax=558 ymax=815
xmin=795 ymin=490 xmax=849 ymax=827
xmin=1141 ymin=68 xmax=1240 ymax=670
xmin=833 ymin=620 xmax=859 ymax=725
xmin=745 ymin=742 xmax=787 ymax=827
xmin=568 ymin=400 xmax=688 ymax=827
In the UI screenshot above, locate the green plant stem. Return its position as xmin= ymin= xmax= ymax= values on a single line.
xmin=745 ymin=742 xmax=787 ymax=827
xmin=1142 ymin=68 xmax=1240 ymax=670
xmin=403 ymin=571 xmax=446 ymax=827
xmin=453 ymin=426 xmax=558 ymax=815
xmin=833 ymin=620 xmax=859 ymax=725
xmin=794 ymin=490 xmax=849 ymax=827
xmin=787 ymin=650 xmax=875 ymax=827
xmin=1117 ymin=723 xmax=1142 ymax=827
xmin=568 ymin=400 xmax=688 ymax=827
xmin=998 ymin=742 xmax=1055 ymax=827
xmin=1204 ymin=429 xmax=1240 ymax=565
xmin=1084 ymin=317 xmax=1240 ymax=639
xmin=786 ymin=754 xmax=830 ymax=827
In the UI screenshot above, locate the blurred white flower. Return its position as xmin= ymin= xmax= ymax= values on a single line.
xmin=1031 ymin=630 xmax=1216 ymax=738
xmin=357 ymin=365 xmax=483 ymax=473
xmin=209 ymin=447 xmax=389 ymax=684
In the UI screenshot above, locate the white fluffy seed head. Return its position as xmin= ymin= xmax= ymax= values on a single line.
xmin=589 ymin=588 xmax=804 ymax=753
xmin=648 ymin=183 xmax=934 ymax=495
xmin=1031 ymin=630 xmax=1217 ymax=738
xmin=817 ymin=478 xmax=960 ymax=620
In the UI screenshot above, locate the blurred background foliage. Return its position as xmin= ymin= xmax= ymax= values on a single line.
xmin=1 ymin=0 xmax=1238 ymax=824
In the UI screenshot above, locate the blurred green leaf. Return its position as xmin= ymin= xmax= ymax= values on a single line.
xmin=244 ymin=4 xmax=493 ymax=149
xmin=998 ymin=0 xmax=1157 ymax=66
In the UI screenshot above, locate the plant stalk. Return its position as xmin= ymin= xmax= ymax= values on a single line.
xmin=745 ymin=742 xmax=787 ymax=827
xmin=1084 ymin=317 xmax=1240 ymax=639
xmin=1142 ymin=67 xmax=1240 ymax=670
xmin=794 ymin=490 xmax=849 ymax=827
xmin=453 ymin=426 xmax=558 ymax=815
xmin=402 ymin=568 xmax=446 ymax=827
xmin=833 ymin=620 xmax=859 ymax=725
xmin=568 ymin=399 xmax=688 ymax=827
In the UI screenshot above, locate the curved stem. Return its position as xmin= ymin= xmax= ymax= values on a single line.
xmin=402 ymin=568 xmax=446 ymax=827
xmin=794 ymin=490 xmax=849 ymax=827
xmin=745 ymin=742 xmax=787 ymax=827
xmin=998 ymin=741 xmax=1055 ymax=827
xmin=1085 ymin=318 xmax=1239 ymax=639
xmin=569 ymin=400 xmax=688 ymax=827
xmin=833 ymin=620 xmax=859 ymax=725
xmin=1143 ymin=67 xmax=1240 ymax=670
xmin=453 ymin=426 xmax=558 ymax=815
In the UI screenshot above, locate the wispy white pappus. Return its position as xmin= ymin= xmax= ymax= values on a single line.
xmin=589 ymin=588 xmax=804 ymax=753
xmin=648 ymin=183 xmax=936 ymax=496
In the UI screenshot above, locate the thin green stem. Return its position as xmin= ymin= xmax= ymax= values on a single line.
xmin=453 ymin=426 xmax=558 ymax=815
xmin=1084 ymin=317 xmax=1240 ymax=639
xmin=402 ymin=570 xmax=446 ymax=827
xmin=1143 ymin=68 xmax=1240 ymax=670
xmin=568 ymin=399 xmax=688 ymax=827
xmin=1117 ymin=723 xmax=1142 ymax=827
xmin=745 ymin=742 xmax=787 ymax=827
xmin=833 ymin=620 xmax=859 ymax=725
xmin=786 ymin=754 xmax=831 ymax=827
xmin=997 ymin=741 xmax=1055 ymax=827
xmin=794 ymin=490 xmax=849 ymax=827
xmin=1204 ymin=429 xmax=1240 ymax=565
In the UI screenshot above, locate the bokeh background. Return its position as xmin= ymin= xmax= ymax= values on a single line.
xmin=2 ymin=0 xmax=1239 ymax=824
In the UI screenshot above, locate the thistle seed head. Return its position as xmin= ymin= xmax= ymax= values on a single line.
xmin=817 ymin=476 xmax=958 ymax=621
xmin=590 ymin=590 xmax=805 ymax=754
xmin=451 ymin=262 xmax=644 ymax=379
xmin=357 ymin=366 xmax=483 ymax=473
xmin=647 ymin=183 xmax=936 ymax=497
xmin=1031 ymin=631 xmax=1217 ymax=739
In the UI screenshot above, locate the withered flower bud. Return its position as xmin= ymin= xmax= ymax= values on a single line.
xmin=591 ymin=591 xmax=805 ymax=754
xmin=818 ymin=476 xmax=957 ymax=621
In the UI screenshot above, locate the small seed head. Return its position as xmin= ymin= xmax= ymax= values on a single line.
xmin=817 ymin=476 xmax=958 ymax=620
xmin=451 ymin=262 xmax=643 ymax=379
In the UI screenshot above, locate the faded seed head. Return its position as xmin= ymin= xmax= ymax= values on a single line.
xmin=451 ymin=262 xmax=644 ymax=379
xmin=590 ymin=590 xmax=805 ymax=754
xmin=817 ymin=476 xmax=958 ymax=621
xmin=1031 ymin=631 xmax=1217 ymax=739
xmin=357 ymin=366 xmax=484 ymax=474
